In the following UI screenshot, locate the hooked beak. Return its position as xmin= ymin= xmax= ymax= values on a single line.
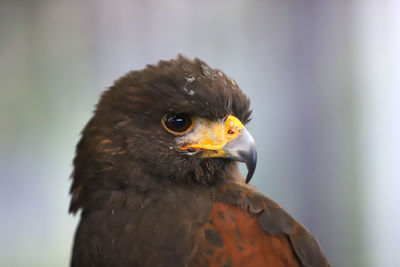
xmin=180 ymin=115 xmax=257 ymax=183
xmin=222 ymin=128 xmax=257 ymax=183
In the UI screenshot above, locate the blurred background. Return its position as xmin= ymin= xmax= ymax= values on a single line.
xmin=1 ymin=0 xmax=399 ymax=266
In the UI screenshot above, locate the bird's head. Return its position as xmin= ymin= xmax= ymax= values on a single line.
xmin=70 ymin=56 xmax=256 ymax=212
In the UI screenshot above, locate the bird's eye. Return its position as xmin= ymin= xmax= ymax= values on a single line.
xmin=162 ymin=113 xmax=193 ymax=135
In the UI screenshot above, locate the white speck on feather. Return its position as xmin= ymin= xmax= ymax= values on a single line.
xmin=183 ymin=86 xmax=196 ymax=95
xmin=185 ymin=75 xmax=195 ymax=83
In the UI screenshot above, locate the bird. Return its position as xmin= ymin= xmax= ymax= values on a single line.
xmin=69 ymin=55 xmax=329 ymax=267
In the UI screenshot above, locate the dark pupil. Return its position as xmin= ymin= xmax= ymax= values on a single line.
xmin=166 ymin=113 xmax=191 ymax=132
xmin=173 ymin=117 xmax=185 ymax=127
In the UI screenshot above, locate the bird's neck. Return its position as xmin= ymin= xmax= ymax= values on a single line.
xmin=70 ymin=159 xmax=243 ymax=213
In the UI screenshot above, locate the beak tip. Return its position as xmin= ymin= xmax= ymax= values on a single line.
xmin=245 ymin=148 xmax=257 ymax=183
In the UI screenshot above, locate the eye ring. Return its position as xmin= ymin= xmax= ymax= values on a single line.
xmin=161 ymin=113 xmax=194 ymax=135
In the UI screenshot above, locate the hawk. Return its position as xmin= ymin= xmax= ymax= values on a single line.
xmin=70 ymin=56 xmax=329 ymax=267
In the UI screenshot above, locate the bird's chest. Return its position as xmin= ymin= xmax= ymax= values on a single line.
xmin=75 ymin=186 xmax=300 ymax=267
xmin=113 ymin=187 xmax=215 ymax=266
xmin=126 ymin=190 xmax=297 ymax=267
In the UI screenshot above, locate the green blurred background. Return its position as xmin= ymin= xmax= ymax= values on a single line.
xmin=1 ymin=0 xmax=399 ymax=266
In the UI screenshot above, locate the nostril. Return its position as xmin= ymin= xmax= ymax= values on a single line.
xmin=187 ymin=147 xmax=196 ymax=152
xmin=227 ymin=129 xmax=235 ymax=135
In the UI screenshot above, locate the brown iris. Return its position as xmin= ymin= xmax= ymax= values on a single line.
xmin=162 ymin=113 xmax=193 ymax=135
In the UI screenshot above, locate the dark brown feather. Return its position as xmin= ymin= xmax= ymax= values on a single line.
xmin=70 ymin=56 xmax=329 ymax=267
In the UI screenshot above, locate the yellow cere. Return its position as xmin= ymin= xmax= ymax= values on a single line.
xmin=180 ymin=115 xmax=245 ymax=158
xmin=225 ymin=115 xmax=245 ymax=139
